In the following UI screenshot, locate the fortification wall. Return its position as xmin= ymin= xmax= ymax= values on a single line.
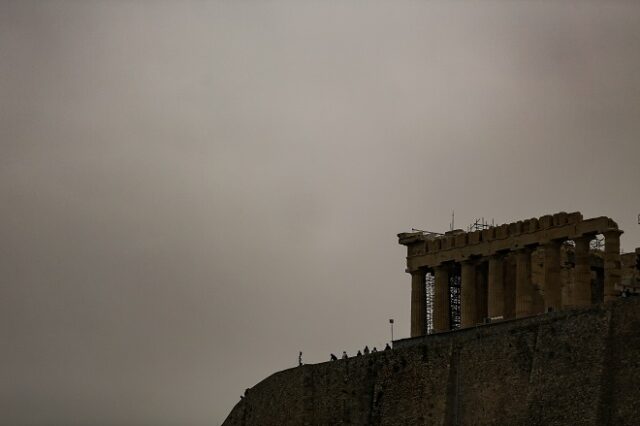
xmin=222 ymin=298 xmax=640 ymax=426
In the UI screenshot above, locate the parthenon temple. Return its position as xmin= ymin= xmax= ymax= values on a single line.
xmin=398 ymin=212 xmax=639 ymax=337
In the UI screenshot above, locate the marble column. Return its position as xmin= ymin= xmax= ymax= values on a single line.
xmin=594 ymin=268 xmax=604 ymax=304
xmin=604 ymin=230 xmax=623 ymax=302
xmin=476 ymin=263 xmax=488 ymax=321
xmin=433 ymin=265 xmax=451 ymax=332
xmin=573 ymin=236 xmax=593 ymax=307
xmin=515 ymin=248 xmax=533 ymax=318
xmin=461 ymin=261 xmax=477 ymax=327
xmin=543 ymin=240 xmax=562 ymax=312
xmin=488 ymin=254 xmax=505 ymax=319
xmin=410 ymin=269 xmax=427 ymax=337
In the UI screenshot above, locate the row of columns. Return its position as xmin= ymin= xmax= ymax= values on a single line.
xmin=409 ymin=231 xmax=623 ymax=337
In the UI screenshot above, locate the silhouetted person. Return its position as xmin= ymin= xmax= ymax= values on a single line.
xmin=299 ymin=351 xmax=303 ymax=366
xmin=342 ymin=351 xmax=348 ymax=359
xmin=385 ymin=343 xmax=391 ymax=351
xmin=363 ymin=345 xmax=370 ymax=355
xmin=330 ymin=354 xmax=338 ymax=361
xmin=372 ymin=347 xmax=378 ymax=353
xmin=356 ymin=350 xmax=362 ymax=356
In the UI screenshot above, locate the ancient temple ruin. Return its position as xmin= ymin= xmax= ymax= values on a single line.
xmin=224 ymin=210 xmax=640 ymax=425
xmin=398 ymin=212 xmax=637 ymax=337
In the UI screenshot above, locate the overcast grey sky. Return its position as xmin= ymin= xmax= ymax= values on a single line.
xmin=1 ymin=1 xmax=640 ymax=425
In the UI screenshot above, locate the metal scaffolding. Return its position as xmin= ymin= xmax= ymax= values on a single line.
xmin=419 ymin=218 xmax=494 ymax=334
xmin=467 ymin=217 xmax=494 ymax=232
xmin=449 ymin=263 xmax=462 ymax=330
xmin=425 ymin=272 xmax=435 ymax=334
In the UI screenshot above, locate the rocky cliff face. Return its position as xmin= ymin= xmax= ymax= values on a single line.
xmin=223 ymin=298 xmax=640 ymax=426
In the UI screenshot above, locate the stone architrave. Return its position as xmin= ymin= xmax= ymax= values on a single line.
xmin=461 ymin=261 xmax=477 ymax=328
xmin=543 ymin=241 xmax=562 ymax=312
xmin=433 ymin=265 xmax=450 ymax=332
xmin=573 ymin=236 xmax=593 ymax=307
xmin=488 ymin=254 xmax=505 ymax=319
xmin=604 ymin=230 xmax=623 ymax=302
xmin=515 ymin=248 xmax=533 ymax=318
xmin=410 ymin=269 xmax=427 ymax=337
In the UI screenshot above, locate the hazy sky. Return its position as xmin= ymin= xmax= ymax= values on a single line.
xmin=2 ymin=1 xmax=640 ymax=425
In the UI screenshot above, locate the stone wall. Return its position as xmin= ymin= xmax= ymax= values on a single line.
xmin=223 ymin=298 xmax=640 ymax=426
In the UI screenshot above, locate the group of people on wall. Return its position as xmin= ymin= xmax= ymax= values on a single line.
xmin=329 ymin=343 xmax=391 ymax=361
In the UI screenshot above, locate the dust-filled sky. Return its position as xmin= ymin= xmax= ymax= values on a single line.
xmin=2 ymin=1 xmax=640 ymax=425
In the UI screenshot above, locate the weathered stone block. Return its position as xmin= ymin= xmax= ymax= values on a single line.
xmin=540 ymin=215 xmax=553 ymax=229
xmin=428 ymin=239 xmax=441 ymax=252
xmin=553 ymin=212 xmax=568 ymax=226
xmin=468 ymin=231 xmax=482 ymax=245
xmin=442 ymin=236 xmax=455 ymax=250
xmin=567 ymin=212 xmax=583 ymax=224
xmin=508 ymin=221 xmax=523 ymax=236
xmin=526 ymin=218 xmax=539 ymax=233
xmin=482 ymin=228 xmax=495 ymax=242
xmin=409 ymin=243 xmax=427 ymax=256
xmin=496 ymin=224 xmax=509 ymax=239
xmin=455 ymin=234 xmax=467 ymax=248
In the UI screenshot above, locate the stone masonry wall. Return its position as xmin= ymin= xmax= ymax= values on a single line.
xmin=222 ymin=298 xmax=640 ymax=426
